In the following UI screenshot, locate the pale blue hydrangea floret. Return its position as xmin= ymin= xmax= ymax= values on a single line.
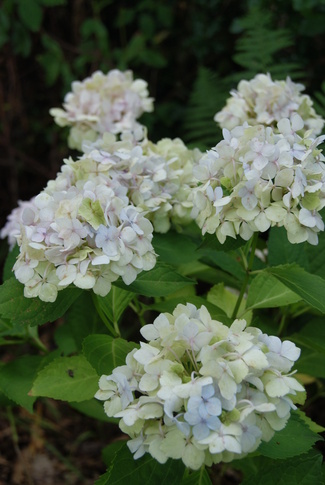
xmin=96 ymin=303 xmax=304 ymax=470
xmin=184 ymin=384 xmax=222 ymax=440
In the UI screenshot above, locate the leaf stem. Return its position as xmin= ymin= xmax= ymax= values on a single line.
xmin=129 ymin=298 xmax=147 ymax=327
xmin=231 ymin=233 xmax=258 ymax=320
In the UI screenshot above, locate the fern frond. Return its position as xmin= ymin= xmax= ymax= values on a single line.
xmin=231 ymin=8 xmax=304 ymax=81
xmin=313 ymin=81 xmax=325 ymax=120
xmin=182 ymin=67 xmax=228 ymax=150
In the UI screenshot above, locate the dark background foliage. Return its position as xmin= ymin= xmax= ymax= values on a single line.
xmin=1 ymin=0 xmax=325 ymax=243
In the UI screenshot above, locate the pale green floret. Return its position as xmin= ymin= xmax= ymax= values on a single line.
xmin=96 ymin=303 xmax=303 ymax=468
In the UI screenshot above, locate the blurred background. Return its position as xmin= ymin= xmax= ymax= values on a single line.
xmin=1 ymin=0 xmax=325 ymax=248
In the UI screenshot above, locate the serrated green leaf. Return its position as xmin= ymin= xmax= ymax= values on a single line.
xmin=0 ymin=316 xmax=25 ymax=339
xmin=152 ymin=231 xmax=201 ymax=265
xmin=240 ymin=449 xmax=323 ymax=485
xmin=0 ymin=278 xmax=82 ymax=326
xmin=0 ymin=387 xmax=14 ymax=407
xmin=69 ymin=398 xmax=112 ymax=422
xmin=83 ymin=335 xmax=138 ymax=376
xmin=200 ymin=251 xmax=245 ymax=280
xmin=246 ymin=272 xmax=301 ymax=309
xmin=268 ymin=227 xmax=309 ymax=270
xmin=95 ymin=442 xmax=185 ymax=485
xmin=94 ymin=286 xmax=135 ymax=330
xmin=181 ymin=468 xmax=212 ymax=485
xmin=54 ymin=323 xmax=78 ymax=355
xmin=179 ymin=261 xmax=240 ymax=288
xmin=102 ymin=441 xmax=127 ymax=467
xmin=295 ymin=409 xmax=325 ymax=433
xmin=31 ymin=355 xmax=99 ymax=402
xmin=266 ymin=264 xmax=325 ymax=313
xmin=66 ymin=292 xmax=109 ymax=350
xmin=306 ymin=229 xmax=325 ymax=277
xmin=114 ymin=263 xmax=195 ymax=297
xmin=0 ymin=355 xmax=44 ymax=412
xmin=258 ymin=412 xmax=322 ymax=459
xmin=296 ymin=347 xmax=325 ymax=378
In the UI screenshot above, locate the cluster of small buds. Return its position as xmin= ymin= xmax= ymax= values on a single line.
xmin=12 ymin=163 xmax=156 ymax=302
xmin=78 ymin=133 xmax=201 ymax=233
xmin=50 ymin=69 xmax=154 ymax=151
xmin=96 ymin=303 xmax=303 ymax=469
xmin=191 ymin=114 xmax=325 ymax=244
xmin=214 ymin=73 xmax=324 ymax=136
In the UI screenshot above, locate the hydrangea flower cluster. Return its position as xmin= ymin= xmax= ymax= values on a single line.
xmin=50 ymin=69 xmax=154 ymax=150
xmin=191 ymin=114 xmax=325 ymax=244
xmin=78 ymin=133 xmax=201 ymax=233
xmin=95 ymin=303 xmax=303 ymax=469
xmin=1 ymin=198 xmax=38 ymax=251
xmin=214 ymin=73 xmax=324 ymax=136
xmin=12 ymin=155 xmax=156 ymax=302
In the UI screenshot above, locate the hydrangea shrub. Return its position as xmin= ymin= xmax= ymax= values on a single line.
xmin=1 ymin=70 xmax=324 ymax=485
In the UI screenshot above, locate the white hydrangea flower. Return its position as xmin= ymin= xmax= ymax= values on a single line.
xmin=96 ymin=303 xmax=303 ymax=469
xmin=10 ymin=150 xmax=156 ymax=302
xmin=50 ymin=69 xmax=154 ymax=150
xmin=215 ymin=73 xmax=324 ymax=136
xmin=191 ymin=116 xmax=325 ymax=244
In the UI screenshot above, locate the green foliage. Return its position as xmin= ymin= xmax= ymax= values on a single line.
xmin=237 ymin=449 xmax=324 ymax=485
xmin=267 ymin=227 xmax=309 ymax=269
xmin=93 ymin=287 xmax=135 ymax=336
xmin=182 ymin=67 xmax=226 ymax=149
xmin=69 ymin=398 xmax=112 ymax=423
xmin=30 ymin=355 xmax=99 ymax=402
xmin=181 ymin=468 xmax=212 ymax=485
xmin=83 ymin=335 xmax=138 ymax=376
xmin=114 ymin=262 xmax=195 ymax=297
xmin=95 ymin=442 xmax=185 ymax=485
xmin=246 ymin=273 xmax=302 ymax=310
xmin=0 ymin=277 xmax=81 ymax=326
xmin=62 ymin=292 xmax=109 ymax=351
xmin=231 ymin=8 xmax=303 ymax=80
xmin=0 ymin=355 xmax=44 ymax=412
xmin=267 ymin=264 xmax=325 ymax=313
xmin=313 ymin=81 xmax=325 ymax=119
xmin=152 ymin=231 xmax=201 ymax=265
xmin=2 ymin=245 xmax=19 ymax=281
xmin=258 ymin=412 xmax=322 ymax=459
